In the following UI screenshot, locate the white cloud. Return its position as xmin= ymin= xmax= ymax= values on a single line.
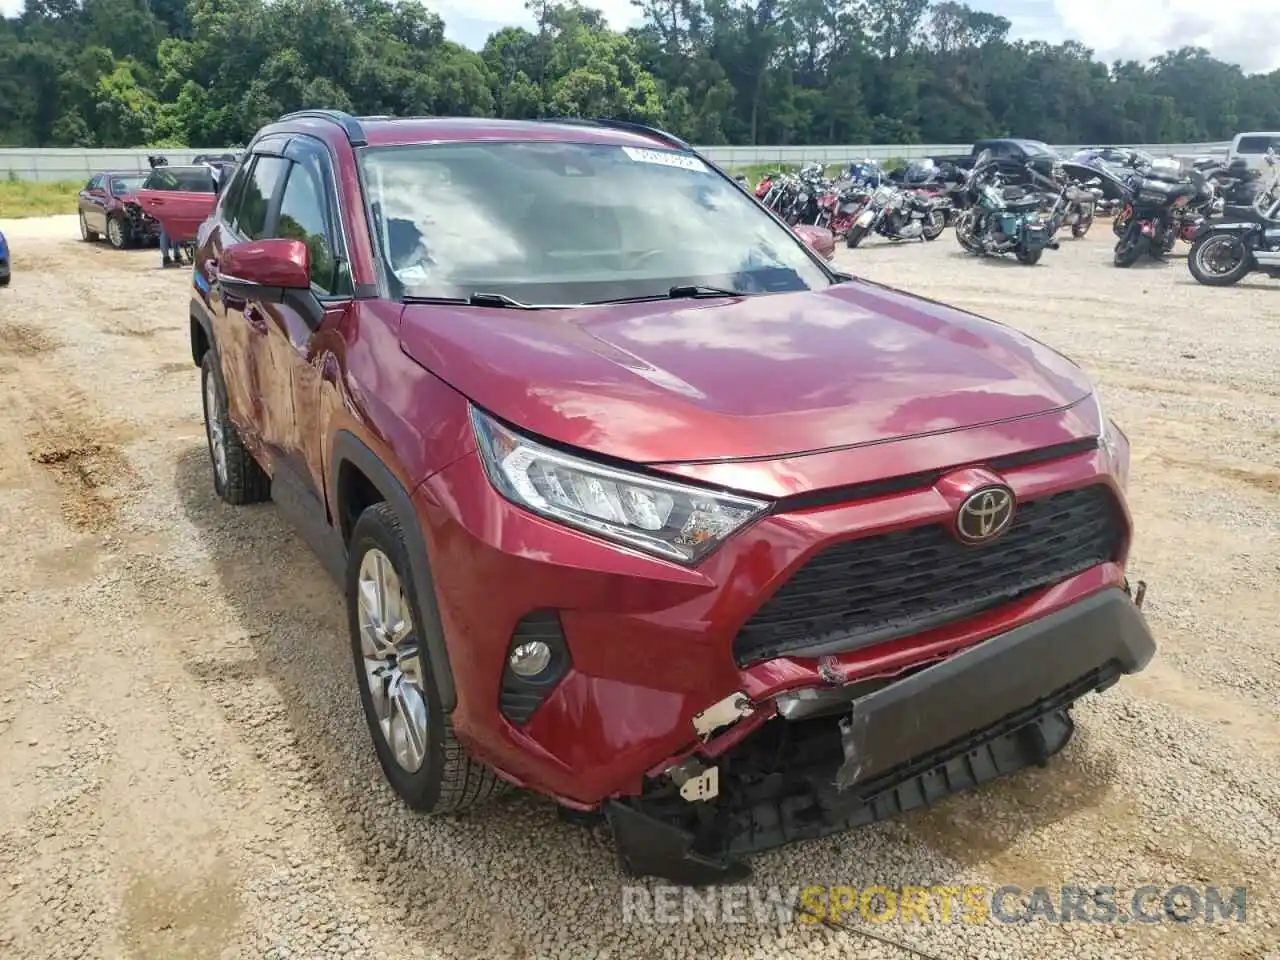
xmin=1052 ymin=0 xmax=1280 ymax=73
xmin=1 ymin=0 xmax=21 ymax=16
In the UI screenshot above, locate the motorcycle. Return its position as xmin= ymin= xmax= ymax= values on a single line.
xmin=1041 ymin=163 xmax=1104 ymax=239
xmin=1187 ymin=148 xmax=1280 ymax=286
xmin=953 ymin=149 xmax=1059 ymax=265
xmin=816 ymin=182 xmax=870 ymax=237
xmin=1111 ymin=162 xmax=1213 ymax=267
xmin=844 ymin=182 xmax=946 ymax=247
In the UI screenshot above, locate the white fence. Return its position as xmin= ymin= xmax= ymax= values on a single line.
xmin=0 ymin=141 xmax=1233 ymax=181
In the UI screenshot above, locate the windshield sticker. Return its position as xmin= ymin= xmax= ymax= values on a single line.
xmin=621 ymin=146 xmax=709 ymax=174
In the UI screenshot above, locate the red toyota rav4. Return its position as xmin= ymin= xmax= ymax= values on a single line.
xmin=189 ymin=111 xmax=1155 ymax=884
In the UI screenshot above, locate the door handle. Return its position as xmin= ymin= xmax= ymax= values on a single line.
xmin=245 ymin=305 xmax=269 ymax=334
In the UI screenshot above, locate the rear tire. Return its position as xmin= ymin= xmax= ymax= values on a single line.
xmin=347 ymin=503 xmax=504 ymax=814
xmin=79 ymin=211 xmax=99 ymax=243
xmin=200 ymin=351 xmax=271 ymax=506
xmin=845 ymin=225 xmax=868 ymax=249
xmin=1187 ymin=234 xmax=1253 ymax=287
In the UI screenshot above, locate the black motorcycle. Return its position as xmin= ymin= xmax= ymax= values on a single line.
xmin=1187 ymin=149 xmax=1280 ymax=286
xmin=1111 ymin=165 xmax=1212 ymax=267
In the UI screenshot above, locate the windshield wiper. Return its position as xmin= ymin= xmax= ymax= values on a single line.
xmin=585 ymin=284 xmax=748 ymax=306
xmin=403 ymin=292 xmax=543 ymax=309
xmin=666 ymin=284 xmax=743 ymax=299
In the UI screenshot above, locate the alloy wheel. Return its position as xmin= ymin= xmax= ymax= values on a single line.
xmin=107 ymin=218 xmax=124 ymax=249
xmin=1196 ymin=236 xmax=1245 ymax=276
xmin=357 ymin=548 xmax=429 ymax=773
xmin=203 ymin=371 xmax=228 ymax=487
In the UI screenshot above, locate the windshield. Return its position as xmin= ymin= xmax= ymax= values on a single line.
xmin=358 ymin=141 xmax=833 ymax=306
xmin=111 ymin=176 xmax=145 ymax=196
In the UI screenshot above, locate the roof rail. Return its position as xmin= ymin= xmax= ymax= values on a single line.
xmin=277 ymin=109 xmax=368 ymax=146
xmin=540 ymin=117 xmax=692 ymax=152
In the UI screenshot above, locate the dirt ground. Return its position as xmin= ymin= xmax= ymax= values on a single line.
xmin=0 ymin=216 xmax=1277 ymax=960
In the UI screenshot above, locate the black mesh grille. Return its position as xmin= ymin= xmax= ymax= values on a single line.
xmin=732 ymin=485 xmax=1125 ymax=666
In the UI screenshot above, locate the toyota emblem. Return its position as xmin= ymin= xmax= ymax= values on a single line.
xmin=955 ymin=485 xmax=1016 ymax=544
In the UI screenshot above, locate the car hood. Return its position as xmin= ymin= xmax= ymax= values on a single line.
xmin=398 ymin=281 xmax=1094 ymax=465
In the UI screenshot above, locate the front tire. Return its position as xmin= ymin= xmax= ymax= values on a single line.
xmin=106 ymin=214 xmax=131 ymax=250
xmin=1113 ymin=235 xmax=1145 ymax=268
xmin=845 ymin=225 xmax=869 ymax=248
xmin=348 ymin=503 xmax=503 ymax=813
xmin=1187 ymin=234 xmax=1254 ymax=286
xmin=955 ymin=211 xmax=982 ymax=253
xmin=1072 ymin=214 xmax=1093 ymax=238
xmin=200 ymin=351 xmax=271 ymax=505
xmin=922 ymin=211 xmax=945 ymax=241
xmin=1015 ymin=248 xmax=1043 ymax=265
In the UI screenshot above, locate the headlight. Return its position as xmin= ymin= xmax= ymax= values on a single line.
xmin=1090 ymin=391 xmax=1128 ymax=488
xmin=1090 ymin=391 xmax=1117 ymax=447
xmin=471 ymin=407 xmax=769 ymax=564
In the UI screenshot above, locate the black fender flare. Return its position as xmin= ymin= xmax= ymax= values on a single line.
xmin=329 ymin=430 xmax=458 ymax=712
xmin=190 ymin=296 xmax=216 ymax=368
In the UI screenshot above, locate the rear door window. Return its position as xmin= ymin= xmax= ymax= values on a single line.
xmin=143 ymin=167 xmax=216 ymax=192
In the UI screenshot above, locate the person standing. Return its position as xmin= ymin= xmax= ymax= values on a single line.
xmin=159 ymin=222 xmax=182 ymax=268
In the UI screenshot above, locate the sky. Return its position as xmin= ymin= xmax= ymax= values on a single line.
xmin=1 ymin=0 xmax=1277 ymax=74
xmin=434 ymin=0 xmax=1280 ymax=74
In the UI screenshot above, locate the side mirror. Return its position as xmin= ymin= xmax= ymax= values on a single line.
xmin=221 ymin=238 xmax=310 ymax=295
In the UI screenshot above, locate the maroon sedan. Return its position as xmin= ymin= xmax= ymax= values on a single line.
xmin=77 ymin=171 xmax=160 ymax=249
xmin=188 ymin=111 xmax=1155 ymax=885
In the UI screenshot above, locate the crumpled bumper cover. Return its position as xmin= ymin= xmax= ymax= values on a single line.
xmin=607 ymin=586 xmax=1155 ymax=886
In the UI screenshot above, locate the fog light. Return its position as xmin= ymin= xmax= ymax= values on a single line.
xmin=509 ymin=641 xmax=552 ymax=679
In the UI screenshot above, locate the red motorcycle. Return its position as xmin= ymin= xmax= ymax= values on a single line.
xmin=817 ymin=183 xmax=874 ymax=238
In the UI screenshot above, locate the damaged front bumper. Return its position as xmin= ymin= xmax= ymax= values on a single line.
xmin=606 ymin=584 xmax=1155 ymax=886
xmin=124 ymin=202 xmax=160 ymax=242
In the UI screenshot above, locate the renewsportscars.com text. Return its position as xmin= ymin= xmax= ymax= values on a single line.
xmin=620 ymin=884 xmax=1248 ymax=925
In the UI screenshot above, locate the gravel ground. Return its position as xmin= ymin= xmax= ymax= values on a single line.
xmin=0 ymin=219 xmax=1277 ymax=960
